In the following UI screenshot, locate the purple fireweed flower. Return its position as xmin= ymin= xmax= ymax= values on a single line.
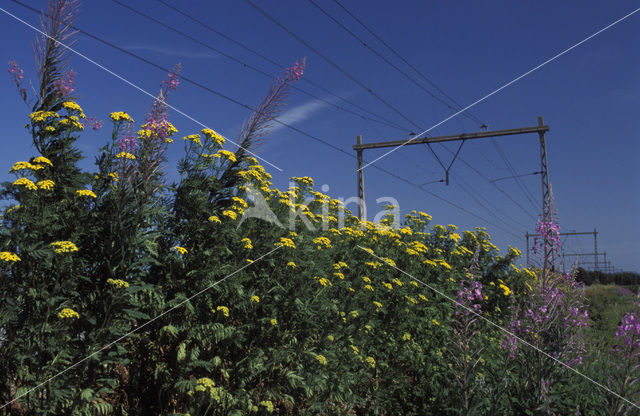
xmin=534 ymin=219 xmax=561 ymax=253
xmin=162 ymin=69 xmax=180 ymax=91
xmin=8 ymin=60 xmax=23 ymax=81
xmin=117 ymin=135 xmax=138 ymax=152
xmin=82 ymin=116 xmax=103 ymax=131
xmin=53 ymin=70 xmax=76 ymax=96
xmin=456 ymin=280 xmax=483 ymax=316
xmin=285 ymin=57 xmax=306 ymax=82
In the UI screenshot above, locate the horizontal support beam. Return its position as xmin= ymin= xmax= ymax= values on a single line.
xmin=353 ymin=124 xmax=550 ymax=150
xmin=526 ymin=231 xmax=596 ymax=236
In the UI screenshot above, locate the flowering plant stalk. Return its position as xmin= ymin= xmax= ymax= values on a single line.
xmin=608 ymin=301 xmax=640 ymax=415
xmin=445 ymin=248 xmax=487 ymax=415
xmin=501 ymin=268 xmax=588 ymax=414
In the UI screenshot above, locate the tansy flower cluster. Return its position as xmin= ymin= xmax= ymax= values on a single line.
xmin=275 ymin=237 xmax=295 ymax=249
xmin=0 ymin=252 xmax=21 ymax=262
xmin=57 ymin=308 xmax=79 ymax=319
xmin=107 ymin=278 xmax=129 ymax=289
xmin=61 ymin=101 xmax=85 ymax=118
xmin=313 ymin=237 xmax=331 ymax=250
xmin=36 ymin=180 xmax=55 ymax=190
xmin=110 ymin=112 xmax=133 ymax=122
xmin=201 ymin=128 xmax=225 ymax=145
xmin=29 ymin=111 xmax=59 ymax=123
xmin=58 ymin=116 xmax=84 ymax=130
xmin=222 ymin=210 xmax=237 ymax=220
xmin=12 ymin=178 xmax=37 ymax=190
xmin=172 ymin=246 xmax=188 ymax=255
xmin=76 ymin=189 xmax=97 ymax=198
xmin=241 ymin=237 xmax=253 ymax=250
xmin=216 ymin=306 xmax=230 ymax=317
xmin=10 ymin=161 xmax=43 ymax=172
xmin=51 ymin=241 xmax=78 ymax=254
xmin=115 ymin=152 xmax=136 ymax=160
xmin=214 ymin=150 xmax=237 ymax=163
xmin=182 ymin=134 xmax=202 ymax=146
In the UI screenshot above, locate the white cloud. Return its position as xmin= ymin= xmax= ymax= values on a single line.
xmin=123 ymin=45 xmax=217 ymax=59
xmin=272 ymin=99 xmax=330 ymax=132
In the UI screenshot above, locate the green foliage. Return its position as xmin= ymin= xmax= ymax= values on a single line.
xmin=0 ymin=7 xmax=631 ymax=412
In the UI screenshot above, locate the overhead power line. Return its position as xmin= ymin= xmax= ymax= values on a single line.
xmin=300 ymin=0 xmax=540 ymax=223
xmin=6 ymin=0 xmax=523 ymax=241
xmin=240 ymin=0 xmax=537 ymax=226
xmin=155 ymin=0 xmax=402 ymax=131
xmin=331 ymin=0 xmax=485 ymax=126
xmin=111 ymin=0 xmax=408 ymax=133
xmin=243 ymin=0 xmax=425 ymax=132
xmin=307 ymin=0 xmax=483 ymax=127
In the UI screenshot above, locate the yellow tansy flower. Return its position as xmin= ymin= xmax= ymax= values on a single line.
xmin=76 ymin=189 xmax=97 ymax=198
xmin=250 ymin=295 xmax=260 ymax=303
xmin=208 ymin=215 xmax=221 ymax=224
xmin=214 ymin=150 xmax=237 ymax=163
xmin=270 ymin=318 xmax=277 ymax=326
xmin=12 ymin=178 xmax=37 ymax=190
xmin=222 ymin=210 xmax=237 ymax=220
xmin=499 ymin=284 xmax=512 ymax=296
xmin=275 ymin=237 xmax=295 ymax=249
xmin=115 ymin=152 xmax=136 ymax=160
xmin=201 ymin=128 xmax=226 ymax=145
xmin=36 ymin=180 xmax=55 ymax=190
xmin=30 ymin=111 xmax=59 ymax=123
xmin=286 ymin=261 xmax=296 ymax=269
xmin=365 ymin=356 xmax=376 ymax=368
xmin=313 ymin=237 xmax=332 ymax=249
xmin=50 ymin=241 xmax=78 ymax=254
xmin=216 ymin=306 xmax=230 ymax=317
xmin=241 ymin=237 xmax=253 ymax=250
xmin=0 ymin=252 xmax=21 ymax=262
xmin=172 ymin=246 xmax=188 ymax=255
xmin=57 ymin=308 xmax=79 ymax=319
xmin=106 ymin=278 xmax=129 ymax=289
xmin=109 ymin=111 xmax=133 ymax=122
xmin=315 ymin=354 xmax=327 ymax=365
xmin=318 ymin=277 xmax=332 ymax=287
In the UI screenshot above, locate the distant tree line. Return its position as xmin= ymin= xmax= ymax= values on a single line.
xmin=575 ymin=267 xmax=640 ymax=286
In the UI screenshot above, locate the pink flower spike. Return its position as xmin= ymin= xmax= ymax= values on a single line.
xmin=286 ymin=57 xmax=306 ymax=82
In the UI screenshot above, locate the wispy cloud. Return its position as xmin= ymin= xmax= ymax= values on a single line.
xmin=123 ymin=45 xmax=218 ymax=59
xmin=272 ymin=99 xmax=331 ymax=132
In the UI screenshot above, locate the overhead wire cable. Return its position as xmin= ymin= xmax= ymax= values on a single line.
xmin=5 ymin=0 xmax=523 ymax=241
xmin=154 ymin=0 xmax=409 ymax=132
xmin=243 ymin=0 xmax=425 ymax=133
xmin=305 ymin=0 xmax=540 ymax=224
xmin=332 ymin=0 xmax=486 ymax=126
xmin=112 ymin=0 xmax=407 ymax=133
xmin=307 ymin=0 xmax=482 ymax=126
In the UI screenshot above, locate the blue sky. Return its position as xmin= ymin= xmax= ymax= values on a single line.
xmin=1 ymin=0 xmax=639 ymax=271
